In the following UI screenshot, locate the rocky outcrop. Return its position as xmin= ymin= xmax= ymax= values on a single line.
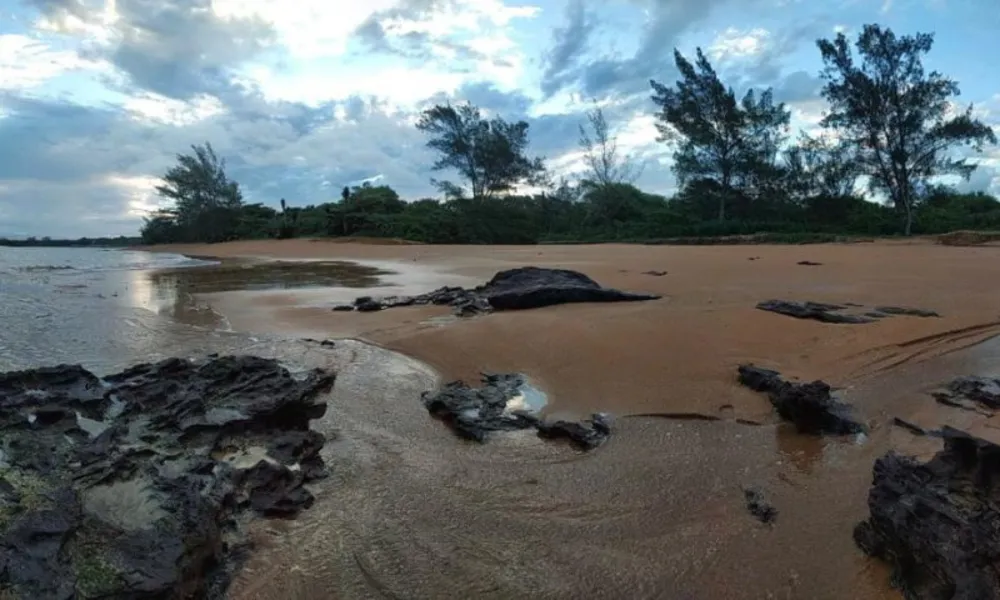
xmin=737 ymin=365 xmax=866 ymax=435
xmin=422 ymin=373 xmax=611 ymax=450
xmin=933 ymin=376 xmax=1000 ymax=411
xmin=0 ymin=355 xmax=334 ymax=599
xmin=854 ymin=427 xmax=1000 ymax=599
xmin=755 ymin=299 xmax=874 ymax=324
xmin=345 ymin=266 xmax=660 ymax=316
xmin=873 ymin=305 xmax=940 ymax=318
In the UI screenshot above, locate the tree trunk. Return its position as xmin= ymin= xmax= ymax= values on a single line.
xmin=903 ymin=203 xmax=912 ymax=237
xmin=718 ymin=193 xmax=726 ymax=222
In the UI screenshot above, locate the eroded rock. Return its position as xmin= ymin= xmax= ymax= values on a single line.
xmin=352 ymin=266 xmax=660 ymax=317
xmin=422 ymin=373 xmax=611 ymax=450
xmin=0 ymin=355 xmax=334 ymax=599
xmin=756 ymin=299 xmax=874 ymax=324
xmin=737 ymin=365 xmax=866 ymax=435
xmin=873 ymin=305 xmax=940 ymax=318
xmin=933 ymin=376 xmax=1000 ymax=411
xmin=854 ymin=427 xmax=1000 ymax=599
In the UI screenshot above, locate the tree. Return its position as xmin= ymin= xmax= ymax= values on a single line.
xmin=783 ymin=133 xmax=861 ymax=199
xmin=650 ymin=49 xmax=790 ymax=221
xmin=578 ymin=103 xmax=642 ymax=190
xmin=154 ymin=143 xmax=244 ymax=243
xmin=416 ymin=102 xmax=547 ymax=200
xmin=816 ymin=24 xmax=996 ymax=235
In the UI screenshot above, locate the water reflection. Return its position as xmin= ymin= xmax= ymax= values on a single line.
xmin=134 ymin=260 xmax=391 ymax=329
xmin=775 ymin=424 xmax=827 ymax=474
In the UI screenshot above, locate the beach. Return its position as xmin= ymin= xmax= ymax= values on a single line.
xmin=7 ymin=239 xmax=1000 ymax=598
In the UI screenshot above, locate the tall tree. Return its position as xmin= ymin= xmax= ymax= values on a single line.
xmin=817 ymin=24 xmax=996 ymax=235
xmin=650 ymin=49 xmax=789 ymax=221
xmin=578 ymin=103 xmax=643 ymax=190
xmin=154 ymin=143 xmax=243 ymax=243
xmin=416 ymin=102 xmax=547 ymax=200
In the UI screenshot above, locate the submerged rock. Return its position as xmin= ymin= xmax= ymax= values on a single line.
xmin=737 ymin=365 xmax=866 ymax=435
xmin=351 ymin=266 xmax=660 ymax=317
xmin=422 ymin=374 xmax=611 ymax=450
xmin=0 ymin=355 xmax=334 ymax=599
xmin=854 ymin=427 xmax=1000 ymax=599
xmin=756 ymin=299 xmax=874 ymax=324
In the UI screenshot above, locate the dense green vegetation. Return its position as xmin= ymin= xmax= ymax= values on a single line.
xmin=140 ymin=24 xmax=997 ymax=246
xmin=0 ymin=236 xmax=142 ymax=247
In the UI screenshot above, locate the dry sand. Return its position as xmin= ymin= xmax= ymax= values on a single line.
xmin=134 ymin=238 xmax=1000 ymax=599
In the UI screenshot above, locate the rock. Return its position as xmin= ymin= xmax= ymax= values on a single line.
xmin=891 ymin=417 xmax=942 ymax=437
xmin=0 ymin=355 xmax=334 ymax=599
xmin=854 ymin=427 xmax=1000 ymax=599
xmin=332 ymin=304 xmax=355 ymax=312
xmin=796 ymin=261 xmax=823 ymax=266
xmin=742 ymin=486 xmax=777 ymax=523
xmin=421 ymin=374 xmax=611 ymax=450
xmin=737 ymin=365 xmax=866 ymax=435
xmin=933 ymin=376 xmax=1000 ymax=410
xmin=349 ymin=266 xmax=660 ymax=317
xmin=641 ymin=270 xmax=668 ymax=276
xmin=756 ymin=299 xmax=875 ymax=324
xmin=872 ymin=305 xmax=940 ymax=318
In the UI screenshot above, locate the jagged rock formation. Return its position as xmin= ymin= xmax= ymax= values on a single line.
xmin=422 ymin=373 xmax=611 ymax=450
xmin=343 ymin=266 xmax=660 ymax=316
xmin=854 ymin=427 xmax=1000 ymax=599
xmin=933 ymin=376 xmax=1000 ymax=411
xmin=0 ymin=355 xmax=334 ymax=599
xmin=737 ymin=365 xmax=866 ymax=435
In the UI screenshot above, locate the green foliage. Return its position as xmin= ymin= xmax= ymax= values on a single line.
xmin=817 ymin=24 xmax=997 ymax=235
xmin=416 ymin=102 xmax=547 ymax=200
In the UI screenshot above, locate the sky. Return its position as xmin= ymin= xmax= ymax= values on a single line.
xmin=1 ymin=0 xmax=998 ymax=238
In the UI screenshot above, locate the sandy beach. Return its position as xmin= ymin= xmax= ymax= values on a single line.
xmin=132 ymin=238 xmax=1000 ymax=599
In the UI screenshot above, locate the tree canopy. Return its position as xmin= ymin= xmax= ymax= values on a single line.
xmin=817 ymin=24 xmax=997 ymax=235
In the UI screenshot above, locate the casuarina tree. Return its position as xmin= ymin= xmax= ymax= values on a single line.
xmin=816 ymin=24 xmax=996 ymax=235
xmin=416 ymin=102 xmax=547 ymax=200
xmin=650 ymin=48 xmax=790 ymax=222
xmin=153 ymin=142 xmax=244 ymax=243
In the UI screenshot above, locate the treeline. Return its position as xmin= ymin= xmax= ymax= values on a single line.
xmin=140 ymin=24 xmax=998 ymax=246
xmin=0 ymin=236 xmax=142 ymax=247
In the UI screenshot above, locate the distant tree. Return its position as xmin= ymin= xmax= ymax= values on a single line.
xmin=139 ymin=210 xmax=181 ymax=244
xmin=416 ymin=102 xmax=547 ymax=200
xmin=154 ymin=143 xmax=244 ymax=243
xmin=783 ymin=133 xmax=861 ymax=199
xmin=578 ymin=103 xmax=643 ymax=190
xmin=816 ymin=24 xmax=996 ymax=235
xmin=650 ymin=49 xmax=790 ymax=221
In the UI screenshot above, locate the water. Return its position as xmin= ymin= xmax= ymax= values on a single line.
xmin=0 ymin=247 xmax=385 ymax=372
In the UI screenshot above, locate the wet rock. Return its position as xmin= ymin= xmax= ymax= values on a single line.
xmin=0 ymin=355 xmax=334 ymax=599
xmin=422 ymin=374 xmax=611 ymax=451
xmin=854 ymin=427 xmax=1000 ymax=599
xmin=933 ymin=376 xmax=1000 ymax=410
xmin=873 ymin=305 xmax=940 ymax=318
xmin=351 ymin=266 xmax=660 ymax=317
xmin=737 ymin=365 xmax=866 ymax=435
xmin=796 ymin=260 xmax=823 ymax=266
xmin=332 ymin=304 xmax=355 ymax=312
xmin=756 ymin=299 xmax=875 ymax=324
xmin=742 ymin=486 xmax=777 ymax=523
xmin=641 ymin=270 xmax=668 ymax=276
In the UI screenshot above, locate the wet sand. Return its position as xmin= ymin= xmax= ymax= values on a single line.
xmin=132 ymin=239 xmax=1000 ymax=598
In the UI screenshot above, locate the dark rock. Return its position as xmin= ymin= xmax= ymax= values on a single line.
xmin=349 ymin=266 xmax=660 ymax=317
xmin=873 ymin=305 xmax=940 ymax=318
xmin=797 ymin=261 xmax=823 ymax=266
xmin=756 ymin=299 xmax=875 ymax=324
xmin=421 ymin=374 xmax=611 ymax=451
xmin=933 ymin=376 xmax=1000 ymax=410
xmin=641 ymin=270 xmax=668 ymax=276
xmin=742 ymin=486 xmax=777 ymax=523
xmin=865 ymin=311 xmax=888 ymax=318
xmin=854 ymin=427 xmax=1000 ymax=599
xmin=0 ymin=355 xmax=334 ymax=600
xmin=332 ymin=304 xmax=355 ymax=312
xmin=737 ymin=365 xmax=866 ymax=435
xmin=891 ymin=417 xmax=942 ymax=437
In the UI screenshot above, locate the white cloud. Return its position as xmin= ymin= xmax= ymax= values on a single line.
xmin=122 ymin=93 xmax=226 ymax=125
xmin=0 ymin=34 xmax=110 ymax=91
xmin=708 ymin=27 xmax=771 ymax=61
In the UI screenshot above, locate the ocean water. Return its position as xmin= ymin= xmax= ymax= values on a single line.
xmin=0 ymin=247 xmax=227 ymax=372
